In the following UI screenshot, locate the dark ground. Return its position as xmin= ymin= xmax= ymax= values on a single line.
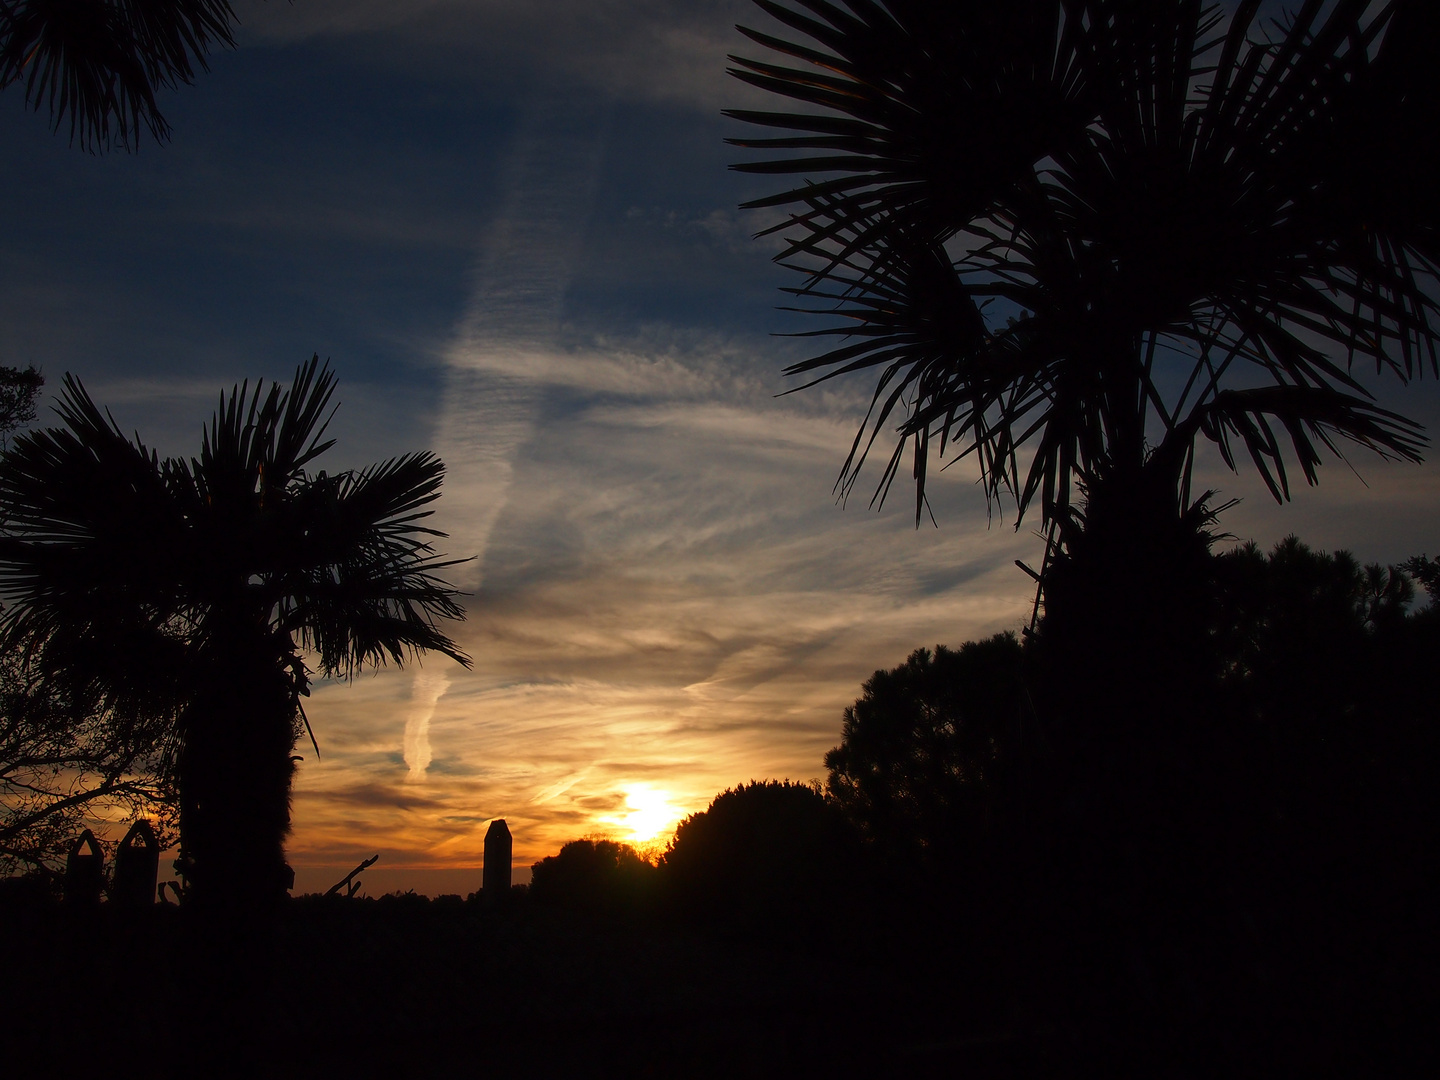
xmin=1 ymin=892 xmax=1023 ymax=1078
xmin=2 ymin=879 xmax=1434 ymax=1077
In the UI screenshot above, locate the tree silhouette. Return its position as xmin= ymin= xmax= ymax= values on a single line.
xmin=824 ymin=634 xmax=1023 ymax=869
xmin=0 ymin=357 xmax=469 ymax=907
xmin=0 ymin=645 xmax=173 ymax=879
xmin=528 ymin=838 xmax=658 ymax=914
xmin=0 ymin=0 xmax=243 ymax=150
xmin=728 ymin=8 xmax=1440 ymax=1023
xmin=661 ymin=780 xmax=857 ymax=934
xmin=0 ymin=365 xmax=43 ymax=448
xmin=1209 ymin=536 xmax=1432 ymax=789
xmin=729 ymin=0 xmax=1434 ymax=533
xmin=1204 ymin=538 xmax=1439 ymax=1050
xmin=727 ymin=1 xmax=1437 ymax=720
xmin=1 ymin=364 xmax=165 ymax=880
xmin=1403 ymin=553 xmax=1440 ymax=604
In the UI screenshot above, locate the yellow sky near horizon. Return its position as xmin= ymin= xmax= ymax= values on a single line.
xmin=282 ymin=425 xmax=1041 ymax=891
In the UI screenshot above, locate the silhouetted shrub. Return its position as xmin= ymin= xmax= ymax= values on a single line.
xmin=375 ymin=889 xmax=436 ymax=918
xmin=661 ymin=780 xmax=859 ymax=935
xmin=0 ymin=870 xmax=59 ymax=912
xmin=528 ymin=839 xmax=658 ymax=914
xmin=1404 ymin=554 xmax=1440 ymax=605
xmin=824 ymin=634 xmax=1024 ymax=871
xmin=1207 ymin=536 xmax=1438 ymax=874
xmin=463 ymin=882 xmax=529 ymax=909
xmin=1213 ymin=537 xmax=1420 ymax=720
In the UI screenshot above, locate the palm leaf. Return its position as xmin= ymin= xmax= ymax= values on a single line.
xmin=0 ymin=0 xmax=239 ymax=150
xmin=729 ymin=0 xmax=1438 ymax=531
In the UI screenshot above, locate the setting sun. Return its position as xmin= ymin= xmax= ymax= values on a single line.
xmin=604 ymin=785 xmax=681 ymax=845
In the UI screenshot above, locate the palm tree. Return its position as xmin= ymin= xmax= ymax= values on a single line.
xmin=727 ymin=1 xmax=1440 ymax=1027
xmin=0 ymin=357 xmax=469 ymax=907
xmin=1 ymin=0 xmax=241 ymax=149
xmin=726 ymin=0 xmax=1438 ymax=702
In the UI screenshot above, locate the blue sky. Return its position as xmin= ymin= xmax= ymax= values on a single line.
xmin=3 ymin=1 xmax=1436 ymax=894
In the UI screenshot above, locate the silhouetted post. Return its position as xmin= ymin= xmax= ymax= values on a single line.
xmin=64 ymin=829 xmax=104 ymax=907
xmin=483 ymin=819 xmax=512 ymax=907
xmin=113 ymin=820 xmax=160 ymax=909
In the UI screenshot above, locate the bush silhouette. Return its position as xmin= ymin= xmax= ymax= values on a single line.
xmin=1213 ymin=536 xmax=1419 ymax=726
xmin=1207 ymin=536 xmax=1438 ymax=878
xmin=661 ymin=781 xmax=858 ymax=933
xmin=824 ymin=634 xmax=1024 ymax=871
xmin=528 ymin=839 xmax=658 ymax=914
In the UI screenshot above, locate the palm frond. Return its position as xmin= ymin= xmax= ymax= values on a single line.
xmin=1193 ymin=383 xmax=1425 ymax=501
xmin=0 ymin=0 xmax=239 ymax=150
xmin=275 ymin=451 xmax=472 ymax=677
xmin=0 ymin=362 xmax=469 ymax=741
xmin=729 ymin=0 xmax=1437 ymax=530
xmin=0 ymin=375 xmax=192 ymax=720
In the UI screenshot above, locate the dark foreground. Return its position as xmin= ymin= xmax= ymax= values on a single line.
xmin=2 ymin=884 xmax=1430 ymax=1078
xmin=5 ymin=895 xmax=1015 ymax=1078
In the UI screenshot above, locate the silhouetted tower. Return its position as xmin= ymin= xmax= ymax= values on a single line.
xmin=113 ymin=820 xmax=160 ymax=909
xmin=483 ymin=819 xmax=512 ymax=906
xmin=64 ymin=829 xmax=104 ymax=906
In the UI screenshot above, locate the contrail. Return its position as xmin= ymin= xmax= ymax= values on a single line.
xmin=530 ymin=768 xmax=591 ymax=805
xmin=403 ymin=669 xmax=452 ymax=782
xmin=432 ymin=97 xmax=612 ymax=591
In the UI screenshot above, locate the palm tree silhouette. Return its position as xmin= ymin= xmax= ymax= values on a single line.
xmin=1 ymin=0 xmax=241 ymax=149
xmin=0 ymin=357 xmax=469 ymax=907
xmin=727 ymin=2 xmax=1437 ymax=652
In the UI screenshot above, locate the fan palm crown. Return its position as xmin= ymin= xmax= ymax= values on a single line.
xmin=727 ymin=0 xmax=1438 ymax=535
xmin=0 ymin=0 xmax=241 ymax=149
xmin=0 ymin=356 xmax=470 ymax=906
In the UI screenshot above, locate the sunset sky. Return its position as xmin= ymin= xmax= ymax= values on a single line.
xmin=3 ymin=0 xmax=1437 ymax=895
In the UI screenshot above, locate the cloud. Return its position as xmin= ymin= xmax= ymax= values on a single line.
xmin=289 ymin=362 xmax=1435 ymax=870
xmin=403 ymin=669 xmax=452 ymax=782
xmin=620 ymin=204 xmax=792 ymax=258
xmin=531 ymin=770 xmax=589 ymax=805
xmin=315 ymin=782 xmax=451 ymax=812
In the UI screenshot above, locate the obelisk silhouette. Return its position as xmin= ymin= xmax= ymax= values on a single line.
xmin=483 ymin=819 xmax=512 ymax=906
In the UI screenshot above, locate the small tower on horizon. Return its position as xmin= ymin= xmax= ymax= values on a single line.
xmin=483 ymin=818 xmax=512 ymax=905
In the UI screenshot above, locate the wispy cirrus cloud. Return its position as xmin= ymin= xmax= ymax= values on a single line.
xmin=291 ymin=316 xmax=1044 ymax=875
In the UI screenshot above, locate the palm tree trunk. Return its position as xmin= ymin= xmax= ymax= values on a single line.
xmin=176 ymin=623 xmax=297 ymax=910
xmin=1026 ymin=454 xmax=1226 ymax=1041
